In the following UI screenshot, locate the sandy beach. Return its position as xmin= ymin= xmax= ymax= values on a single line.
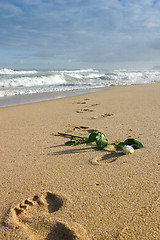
xmin=0 ymin=83 xmax=160 ymax=239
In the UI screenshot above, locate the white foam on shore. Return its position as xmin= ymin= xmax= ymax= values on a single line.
xmin=0 ymin=68 xmax=160 ymax=100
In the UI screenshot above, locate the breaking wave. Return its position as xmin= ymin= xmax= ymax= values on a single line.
xmin=0 ymin=68 xmax=160 ymax=98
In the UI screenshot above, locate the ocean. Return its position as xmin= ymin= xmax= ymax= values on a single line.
xmin=0 ymin=68 xmax=160 ymax=107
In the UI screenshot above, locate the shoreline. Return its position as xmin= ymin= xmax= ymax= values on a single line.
xmin=0 ymin=88 xmax=101 ymax=108
xmin=0 ymin=83 xmax=160 ymax=239
xmin=1 ymin=81 xmax=159 ymax=108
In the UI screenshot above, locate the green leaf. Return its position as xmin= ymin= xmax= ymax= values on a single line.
xmin=124 ymin=138 xmax=144 ymax=149
xmin=115 ymin=142 xmax=126 ymax=151
xmin=82 ymin=137 xmax=89 ymax=143
xmin=88 ymin=131 xmax=99 ymax=142
xmin=71 ymin=137 xmax=77 ymax=141
xmin=95 ymin=132 xmax=108 ymax=150
xmin=65 ymin=140 xmax=76 ymax=146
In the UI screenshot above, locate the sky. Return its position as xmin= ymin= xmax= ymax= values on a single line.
xmin=0 ymin=0 xmax=160 ymax=70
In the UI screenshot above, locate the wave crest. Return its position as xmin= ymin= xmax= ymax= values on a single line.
xmin=0 ymin=68 xmax=37 ymax=75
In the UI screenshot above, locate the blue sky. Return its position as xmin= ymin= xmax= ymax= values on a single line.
xmin=0 ymin=0 xmax=160 ymax=69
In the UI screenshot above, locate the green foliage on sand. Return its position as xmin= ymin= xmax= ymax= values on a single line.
xmin=58 ymin=131 xmax=144 ymax=153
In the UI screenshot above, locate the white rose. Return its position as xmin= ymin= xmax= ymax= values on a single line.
xmin=122 ymin=145 xmax=134 ymax=154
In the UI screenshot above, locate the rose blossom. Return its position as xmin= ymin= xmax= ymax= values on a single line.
xmin=123 ymin=145 xmax=134 ymax=154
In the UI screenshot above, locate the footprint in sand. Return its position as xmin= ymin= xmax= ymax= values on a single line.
xmin=74 ymin=101 xmax=87 ymax=105
xmin=73 ymin=98 xmax=89 ymax=105
xmin=5 ymin=191 xmax=90 ymax=240
xmin=66 ymin=124 xmax=89 ymax=132
xmin=72 ymin=99 xmax=89 ymax=105
xmin=76 ymin=108 xmax=94 ymax=113
xmin=90 ymin=103 xmax=100 ymax=107
xmin=91 ymin=113 xmax=114 ymax=119
xmin=90 ymin=146 xmax=123 ymax=165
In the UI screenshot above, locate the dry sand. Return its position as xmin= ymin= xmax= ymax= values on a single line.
xmin=0 ymin=83 xmax=160 ymax=240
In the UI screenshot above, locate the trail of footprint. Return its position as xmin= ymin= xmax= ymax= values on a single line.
xmin=5 ymin=191 xmax=90 ymax=240
xmin=118 ymin=197 xmax=160 ymax=240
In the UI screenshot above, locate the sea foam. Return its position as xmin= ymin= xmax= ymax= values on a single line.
xmin=0 ymin=68 xmax=160 ymax=99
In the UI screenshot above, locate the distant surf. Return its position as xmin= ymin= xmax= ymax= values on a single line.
xmin=0 ymin=68 xmax=160 ymax=106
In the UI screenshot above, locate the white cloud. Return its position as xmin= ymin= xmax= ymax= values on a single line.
xmin=0 ymin=0 xmax=160 ymax=68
